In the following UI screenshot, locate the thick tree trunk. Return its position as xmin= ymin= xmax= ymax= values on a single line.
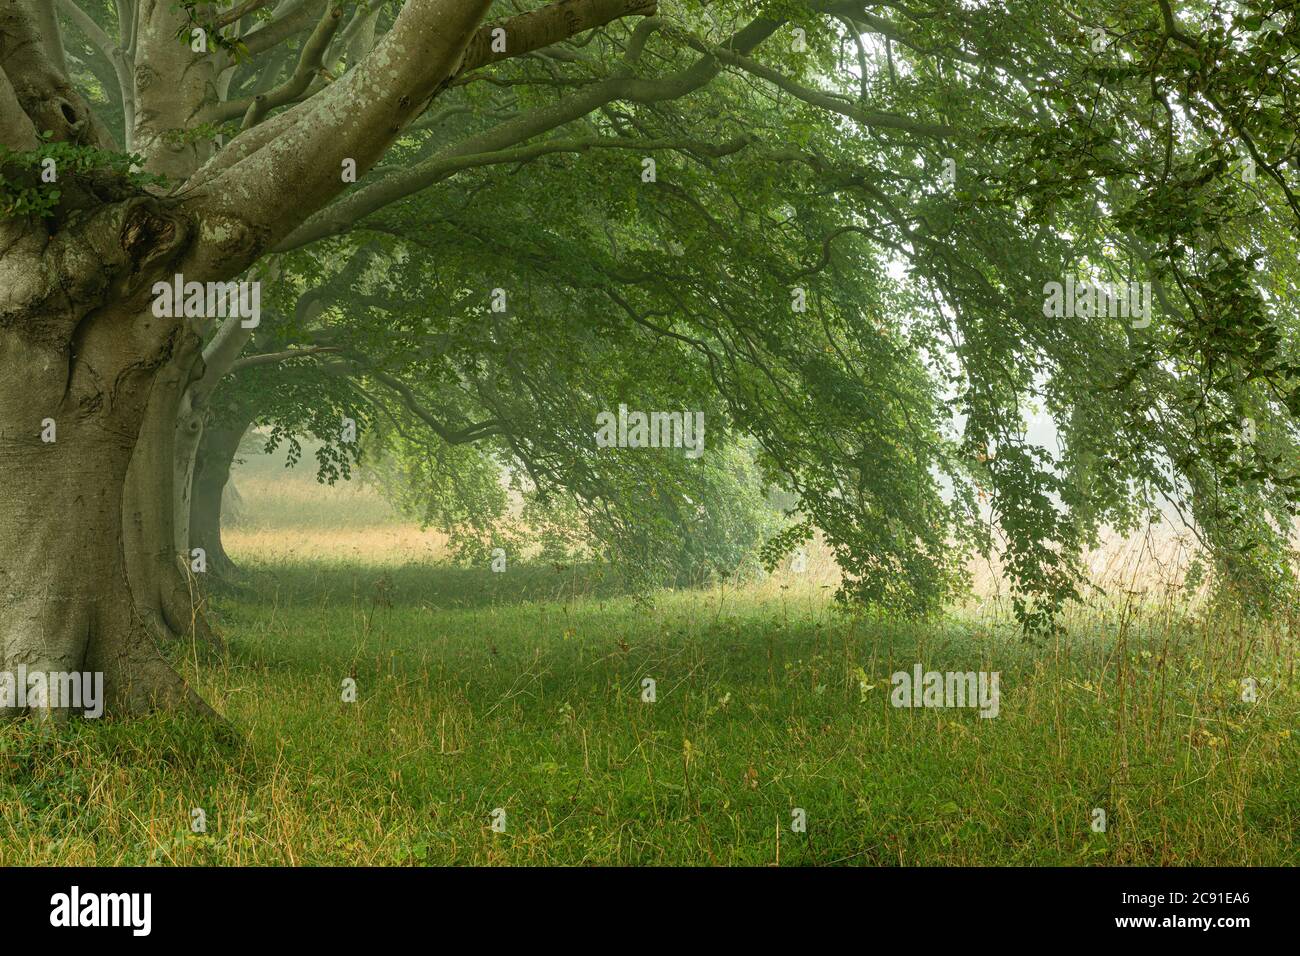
xmin=0 ymin=433 xmax=210 ymax=716
xmin=0 ymin=296 xmax=215 ymax=719
xmin=1 ymin=0 xmax=220 ymax=715
xmin=190 ymin=415 xmax=251 ymax=580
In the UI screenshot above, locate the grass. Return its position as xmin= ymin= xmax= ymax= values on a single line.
xmin=1 ymin=454 xmax=1296 ymax=865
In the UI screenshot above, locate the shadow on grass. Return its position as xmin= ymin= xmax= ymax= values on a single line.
xmin=211 ymin=559 xmax=653 ymax=612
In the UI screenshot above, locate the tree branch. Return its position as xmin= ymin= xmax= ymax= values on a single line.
xmin=674 ymin=31 xmax=958 ymax=140
xmin=131 ymin=0 xmax=218 ymax=176
xmin=325 ymin=355 xmax=502 ymax=445
xmin=364 ymin=364 xmax=503 ymax=445
xmin=276 ymin=11 xmax=779 ymax=250
xmin=55 ymin=0 xmax=135 ymax=149
xmin=208 ymin=3 xmax=344 ymax=123
xmin=240 ymin=0 xmax=326 ymax=57
xmin=0 ymin=64 xmax=39 ymax=149
xmin=455 ymin=0 xmax=656 ymax=77
xmin=216 ymin=0 xmax=276 ymax=28
xmin=179 ymin=0 xmax=493 ymax=280
xmin=231 ymin=345 xmax=339 ymax=371
xmin=291 ymin=132 xmax=753 ymax=244
xmin=0 ymin=0 xmax=113 ymax=147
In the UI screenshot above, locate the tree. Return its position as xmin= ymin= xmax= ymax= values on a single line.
xmin=0 ymin=0 xmax=660 ymax=716
xmin=3 ymin=0 xmax=1297 ymax=721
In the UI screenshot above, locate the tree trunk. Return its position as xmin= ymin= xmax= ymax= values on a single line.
xmin=122 ymin=345 xmax=224 ymax=653
xmin=0 ymin=427 xmax=200 ymax=716
xmin=0 ymin=287 xmax=215 ymax=719
xmin=174 ymin=395 xmax=203 ymax=562
xmin=190 ymin=414 xmax=252 ymax=580
xmin=170 ymin=312 xmax=261 ymax=570
xmin=0 ymin=0 xmax=220 ymax=714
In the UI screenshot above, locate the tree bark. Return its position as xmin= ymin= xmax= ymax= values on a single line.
xmin=0 ymin=413 xmax=211 ymax=717
xmin=170 ymin=309 xmax=264 ymax=569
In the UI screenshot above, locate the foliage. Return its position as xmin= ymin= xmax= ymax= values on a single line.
xmin=0 ymin=137 xmax=164 ymax=219
xmin=180 ymin=0 xmax=1300 ymax=626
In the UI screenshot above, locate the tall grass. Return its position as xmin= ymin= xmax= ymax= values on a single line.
xmin=1 ymin=461 xmax=1295 ymax=865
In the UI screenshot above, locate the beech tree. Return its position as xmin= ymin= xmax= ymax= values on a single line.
xmin=3 ymin=0 xmax=1298 ymax=720
xmin=0 ymin=0 xmax=667 ymax=715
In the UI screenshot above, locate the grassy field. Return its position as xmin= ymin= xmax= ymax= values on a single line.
xmin=1 ymin=459 xmax=1297 ymax=866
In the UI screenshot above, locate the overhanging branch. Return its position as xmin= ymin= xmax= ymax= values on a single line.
xmin=455 ymin=0 xmax=657 ymax=78
xmin=231 ymin=346 xmax=340 ymax=372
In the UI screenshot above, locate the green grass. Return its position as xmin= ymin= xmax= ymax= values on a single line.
xmin=2 ymin=558 xmax=1297 ymax=865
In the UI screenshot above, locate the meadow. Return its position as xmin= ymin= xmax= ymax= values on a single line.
xmin=1 ymin=462 xmax=1296 ymax=866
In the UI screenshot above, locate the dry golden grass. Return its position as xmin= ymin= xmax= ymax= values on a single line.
xmin=968 ymin=527 xmax=1207 ymax=602
xmin=225 ymin=525 xmax=455 ymax=565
